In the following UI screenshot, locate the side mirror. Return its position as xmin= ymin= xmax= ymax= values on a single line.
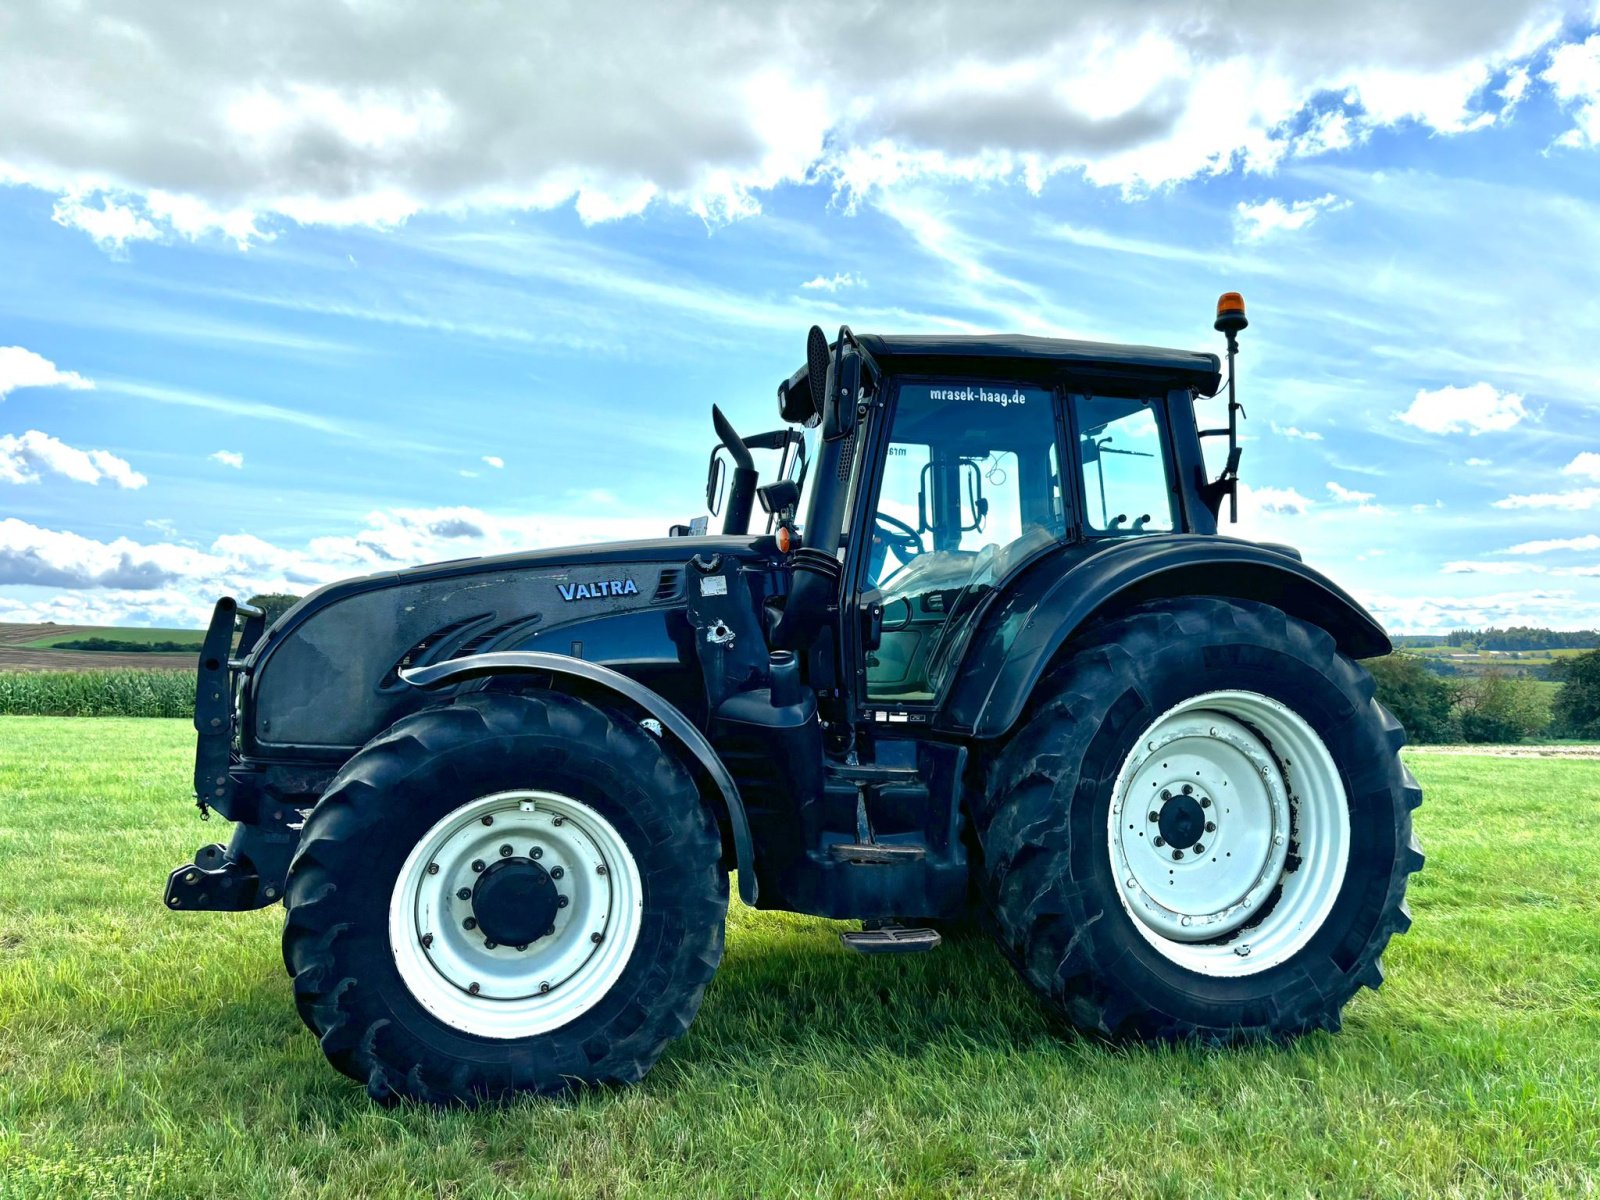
xmin=705 ymin=451 xmax=727 ymax=516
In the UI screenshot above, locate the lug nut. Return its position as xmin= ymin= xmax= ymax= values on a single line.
xmin=463 ymin=917 xmax=477 ymax=930
xmin=1148 ymin=811 xmax=1160 ymax=822
xmin=1161 ymin=789 xmax=1172 ymax=800
xmin=1194 ymin=843 xmax=1206 ymax=854
xmin=499 ymin=844 xmax=513 ymax=857
xmin=1200 ymin=797 xmax=1212 ymax=808
xmin=471 ymin=859 xmax=486 ymax=873
xmin=484 ymin=940 xmax=497 ymax=949
xmin=469 ymin=982 xmax=481 ymax=994
xmin=1154 ymin=836 xmax=1166 ymax=848
xmin=456 ymin=887 xmax=472 ymax=900
xmin=591 ymin=932 xmax=604 ymax=944
xmin=546 ymin=925 xmax=556 ymax=936
xmin=557 ymin=895 xmax=569 ymax=908
xmin=1205 ymin=821 xmax=1216 ymax=833
xmin=530 ymin=847 xmax=543 ymax=859
xmin=1182 ymin=784 xmax=1193 ymax=795
xmin=516 ymin=943 xmax=528 ymax=952
xmin=539 ymin=981 xmax=551 ymax=994
xmin=1172 ymin=850 xmax=1184 ymax=861
xmin=481 ymin=816 xmax=494 ymax=826
xmin=426 ymin=863 xmax=440 ymax=875
xmin=550 ymin=866 xmax=564 ymax=880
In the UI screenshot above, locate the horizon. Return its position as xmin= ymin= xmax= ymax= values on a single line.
xmin=3 ymin=2 xmax=1600 ymax=635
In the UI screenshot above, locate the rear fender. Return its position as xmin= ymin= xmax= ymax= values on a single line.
xmin=402 ymin=651 xmax=757 ymax=904
xmin=937 ymin=536 xmax=1391 ymax=740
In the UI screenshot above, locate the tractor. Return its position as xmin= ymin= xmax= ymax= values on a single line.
xmin=168 ymin=294 xmax=1422 ymax=1104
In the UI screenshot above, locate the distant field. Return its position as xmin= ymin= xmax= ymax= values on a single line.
xmin=0 ymin=622 xmax=201 ymax=672
xmin=1 ymin=718 xmax=1597 ymax=1197
xmin=19 ymin=623 xmax=204 ymax=650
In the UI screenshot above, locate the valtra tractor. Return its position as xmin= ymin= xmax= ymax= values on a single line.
xmin=167 ymin=294 xmax=1421 ymax=1103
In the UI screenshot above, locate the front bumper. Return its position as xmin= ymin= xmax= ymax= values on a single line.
xmin=165 ymin=597 xmax=294 ymax=912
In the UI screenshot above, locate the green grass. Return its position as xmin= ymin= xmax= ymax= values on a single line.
xmin=1 ymin=719 xmax=1597 ymax=1198
xmin=0 ymin=672 xmax=194 ymax=718
xmin=21 ymin=625 xmax=204 ymax=650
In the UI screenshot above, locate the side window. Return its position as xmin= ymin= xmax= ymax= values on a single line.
xmin=1076 ymin=396 xmax=1173 ymax=534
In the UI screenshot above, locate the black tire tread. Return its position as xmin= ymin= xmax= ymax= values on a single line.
xmin=282 ymin=691 xmax=726 ymax=1104
xmin=976 ymin=596 xmax=1422 ymax=1043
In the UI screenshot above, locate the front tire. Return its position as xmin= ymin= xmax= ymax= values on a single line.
xmin=975 ymin=598 xmax=1422 ymax=1042
xmin=282 ymin=691 xmax=727 ymax=1104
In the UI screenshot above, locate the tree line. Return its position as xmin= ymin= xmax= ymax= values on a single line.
xmin=1370 ymin=649 xmax=1600 ymax=743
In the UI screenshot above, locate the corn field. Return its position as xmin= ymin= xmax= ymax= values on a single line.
xmin=0 ymin=670 xmax=194 ymax=718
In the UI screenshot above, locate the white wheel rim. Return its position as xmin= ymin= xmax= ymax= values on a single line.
xmin=388 ymin=790 xmax=644 ymax=1038
xmin=1107 ymin=690 xmax=1350 ymax=978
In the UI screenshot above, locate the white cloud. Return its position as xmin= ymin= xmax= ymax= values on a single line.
xmin=1270 ymin=421 xmax=1323 ymax=441
xmin=482 ymin=455 xmax=505 ymax=468
xmin=1503 ymin=533 xmax=1600 ymax=555
xmin=801 ymin=272 xmax=864 ymax=292
xmin=0 ymin=346 xmax=94 ymax=400
xmin=51 ymin=193 xmax=160 ymax=251
xmin=0 ymin=506 xmax=662 ymax=624
xmin=1234 ymin=193 xmax=1349 ymax=241
xmin=1465 ymin=457 xmax=1492 ymax=467
xmin=1545 ymin=33 xmax=1600 ymax=148
xmin=1360 ymin=587 xmax=1600 ymax=634
xmin=1551 ymin=564 xmax=1600 ymax=576
xmin=1395 ymin=382 xmax=1529 ymax=435
xmin=1326 ymin=480 xmax=1376 ymax=503
xmin=0 ymin=3 xmax=1573 ymax=246
xmin=1562 ymin=451 xmax=1600 ymax=480
xmin=1442 ymin=560 xmax=1539 ymax=575
xmin=0 ymin=431 xmax=146 ymax=489
xmin=1248 ymin=485 xmax=1315 ymax=516
xmin=1492 ymin=487 xmax=1600 ymax=510
xmin=210 ymin=450 xmax=244 ymax=469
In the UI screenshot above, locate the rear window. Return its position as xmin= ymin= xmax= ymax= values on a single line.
xmin=1075 ymin=396 xmax=1173 ymax=534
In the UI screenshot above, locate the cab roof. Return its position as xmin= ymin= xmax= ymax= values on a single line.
xmin=853 ymin=333 xmax=1223 ymax=397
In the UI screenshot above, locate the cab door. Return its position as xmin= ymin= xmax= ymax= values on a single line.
xmin=845 ymin=379 xmax=1071 ymax=715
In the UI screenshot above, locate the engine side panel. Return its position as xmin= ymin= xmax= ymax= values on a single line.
xmin=249 ymin=559 xmax=698 ymax=753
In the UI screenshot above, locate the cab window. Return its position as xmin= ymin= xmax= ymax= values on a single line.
xmin=1075 ymin=396 xmax=1173 ymax=534
xmin=865 ymin=381 xmax=1065 ymax=702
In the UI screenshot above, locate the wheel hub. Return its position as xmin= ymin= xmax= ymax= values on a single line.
xmin=1156 ymin=793 xmax=1207 ymax=850
xmin=472 ymin=858 xmax=559 ymax=947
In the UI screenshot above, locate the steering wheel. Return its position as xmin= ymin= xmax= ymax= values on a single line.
xmin=874 ymin=512 xmax=925 ymax=569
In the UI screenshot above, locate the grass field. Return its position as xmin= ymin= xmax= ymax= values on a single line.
xmin=1 ymin=719 xmax=1597 ymax=1198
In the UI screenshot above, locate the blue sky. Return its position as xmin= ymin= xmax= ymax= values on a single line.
xmin=2 ymin=2 xmax=1599 ymax=632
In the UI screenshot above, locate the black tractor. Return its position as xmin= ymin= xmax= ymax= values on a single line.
xmin=169 ymin=295 xmax=1421 ymax=1104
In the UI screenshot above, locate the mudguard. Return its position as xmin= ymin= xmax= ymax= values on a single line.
xmin=937 ymin=534 xmax=1391 ymax=740
xmin=401 ymin=651 xmax=757 ymax=904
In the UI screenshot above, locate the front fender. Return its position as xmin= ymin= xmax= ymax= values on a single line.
xmin=937 ymin=535 xmax=1391 ymax=740
xmin=402 ymin=651 xmax=756 ymax=905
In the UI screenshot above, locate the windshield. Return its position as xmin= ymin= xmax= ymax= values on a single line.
xmin=865 ymin=381 xmax=1066 ymax=703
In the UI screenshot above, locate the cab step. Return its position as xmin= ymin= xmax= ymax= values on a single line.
xmin=840 ymin=924 xmax=942 ymax=954
xmin=828 ymin=841 xmax=927 ymax=864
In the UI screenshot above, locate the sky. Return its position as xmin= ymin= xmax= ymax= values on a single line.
xmin=2 ymin=0 xmax=1599 ymax=634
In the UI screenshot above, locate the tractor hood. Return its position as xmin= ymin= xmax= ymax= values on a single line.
xmin=242 ymin=534 xmax=776 ymax=756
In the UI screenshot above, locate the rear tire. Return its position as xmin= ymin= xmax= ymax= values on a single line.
xmin=974 ymin=598 xmax=1422 ymax=1042
xmin=282 ymin=691 xmax=727 ymax=1104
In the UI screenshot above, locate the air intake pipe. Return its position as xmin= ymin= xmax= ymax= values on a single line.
xmin=712 ymin=405 xmax=758 ymax=536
